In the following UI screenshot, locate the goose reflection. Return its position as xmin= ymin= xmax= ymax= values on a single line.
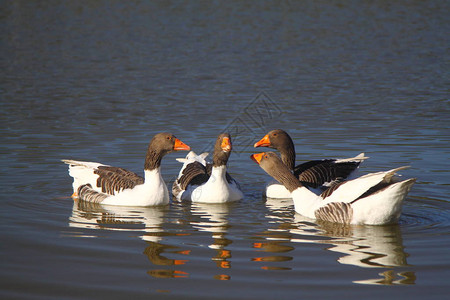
xmin=252 ymin=241 xmax=294 ymax=271
xmin=69 ymin=200 xmax=166 ymax=242
xmin=353 ymin=270 xmax=416 ymax=285
xmin=264 ymin=197 xmax=294 ymax=220
xmin=290 ymin=214 xmax=415 ymax=285
xmin=290 ymin=214 xmax=410 ymax=268
xmin=260 ymin=199 xmax=415 ymax=284
xmin=264 ymin=197 xmax=294 ymax=212
xmin=144 ymin=242 xmax=189 ymax=278
xmin=252 ymin=197 xmax=296 ymax=270
xmin=68 ymin=201 xmax=191 ymax=278
xmin=190 ymin=202 xmax=233 ymax=279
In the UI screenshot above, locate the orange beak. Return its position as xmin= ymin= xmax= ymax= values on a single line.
xmin=173 ymin=138 xmax=190 ymax=151
xmin=221 ymin=137 xmax=231 ymax=152
xmin=254 ymin=134 xmax=271 ymax=148
xmin=250 ymin=153 xmax=264 ymax=164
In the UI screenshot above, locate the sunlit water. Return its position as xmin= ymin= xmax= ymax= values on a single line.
xmin=1 ymin=1 xmax=449 ymax=299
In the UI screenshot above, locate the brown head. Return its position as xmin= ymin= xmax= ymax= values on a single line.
xmin=254 ymin=129 xmax=296 ymax=170
xmin=145 ymin=132 xmax=190 ymax=170
xmin=213 ymin=133 xmax=232 ymax=167
xmin=250 ymin=151 xmax=301 ymax=192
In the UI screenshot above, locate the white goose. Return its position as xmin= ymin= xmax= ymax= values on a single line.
xmin=251 ymin=152 xmax=416 ymax=225
xmin=172 ymin=133 xmax=243 ymax=203
xmin=254 ymin=129 xmax=368 ymax=198
xmin=62 ymin=132 xmax=190 ymax=206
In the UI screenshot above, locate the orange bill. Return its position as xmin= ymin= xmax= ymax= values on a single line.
xmin=254 ymin=134 xmax=271 ymax=148
xmin=250 ymin=153 xmax=265 ymax=164
xmin=221 ymin=137 xmax=231 ymax=152
xmin=173 ymin=138 xmax=191 ymax=151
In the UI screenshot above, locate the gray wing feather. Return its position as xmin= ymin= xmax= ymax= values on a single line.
xmin=94 ymin=166 xmax=144 ymax=195
xmin=296 ymin=160 xmax=361 ymax=188
xmin=78 ymin=184 xmax=109 ymax=203
xmin=314 ymin=202 xmax=353 ymax=224
xmin=172 ymin=161 xmax=209 ymax=198
xmin=320 ymin=180 xmax=346 ymax=199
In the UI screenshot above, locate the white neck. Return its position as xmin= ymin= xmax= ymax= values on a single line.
xmin=144 ymin=167 xmax=163 ymax=184
xmin=208 ymin=165 xmax=227 ymax=183
xmin=189 ymin=164 xmax=242 ymax=203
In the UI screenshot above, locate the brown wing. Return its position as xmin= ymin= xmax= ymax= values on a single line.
xmin=294 ymin=160 xmax=361 ymax=188
xmin=77 ymin=184 xmax=109 ymax=203
xmin=320 ymin=180 xmax=346 ymax=199
xmin=314 ymin=202 xmax=353 ymax=224
xmin=176 ymin=161 xmax=209 ymax=191
xmin=94 ymin=166 xmax=144 ymax=195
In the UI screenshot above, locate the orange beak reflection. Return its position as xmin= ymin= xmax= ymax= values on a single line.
xmin=174 ymin=138 xmax=191 ymax=151
xmin=173 ymin=259 xmax=188 ymax=265
xmin=250 ymin=153 xmax=264 ymax=164
xmin=221 ymin=137 xmax=232 ymax=152
xmin=254 ymin=134 xmax=271 ymax=148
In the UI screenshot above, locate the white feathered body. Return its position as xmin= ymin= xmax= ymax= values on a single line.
xmin=291 ymin=167 xmax=416 ymax=225
xmin=63 ymin=159 xmax=169 ymax=206
xmin=174 ymin=152 xmax=243 ymax=203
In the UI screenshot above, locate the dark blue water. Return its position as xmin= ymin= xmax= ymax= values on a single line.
xmin=1 ymin=1 xmax=449 ymax=299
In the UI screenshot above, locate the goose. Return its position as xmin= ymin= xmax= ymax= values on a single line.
xmin=254 ymin=129 xmax=368 ymax=198
xmin=251 ymin=152 xmax=416 ymax=225
xmin=172 ymin=133 xmax=243 ymax=203
xmin=62 ymin=132 xmax=190 ymax=206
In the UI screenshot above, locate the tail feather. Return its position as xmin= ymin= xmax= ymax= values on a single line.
xmin=62 ymin=159 xmax=107 ymax=169
xmin=384 ymin=166 xmax=411 ymax=183
xmin=335 ymin=152 xmax=369 ymax=163
xmin=175 ymin=151 xmax=209 ymax=163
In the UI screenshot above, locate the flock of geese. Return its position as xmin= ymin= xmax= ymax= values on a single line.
xmin=63 ymin=130 xmax=416 ymax=225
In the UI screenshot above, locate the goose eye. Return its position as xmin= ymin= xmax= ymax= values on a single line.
xmin=273 ymin=133 xmax=277 ymax=137
xmin=167 ymin=136 xmax=171 ymax=140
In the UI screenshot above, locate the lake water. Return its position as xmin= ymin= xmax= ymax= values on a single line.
xmin=1 ymin=1 xmax=449 ymax=299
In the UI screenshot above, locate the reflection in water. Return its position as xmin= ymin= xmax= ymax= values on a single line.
xmin=68 ymin=201 xmax=191 ymax=278
xmin=190 ymin=203 xmax=233 ymax=280
xmin=353 ymin=270 xmax=416 ymax=285
xmin=144 ymin=241 xmax=190 ymax=279
xmin=251 ymin=198 xmax=296 ymax=270
xmin=69 ymin=200 xmax=166 ymax=242
xmin=290 ymin=214 xmax=410 ymax=269
xmin=264 ymin=197 xmax=294 ymax=213
xmin=68 ymin=199 xmax=416 ymax=284
xmin=259 ymin=201 xmax=415 ymax=285
xmin=143 ymin=242 xmax=189 ymax=266
xmin=147 ymin=269 xmax=189 ymax=279
xmin=252 ymin=241 xmax=294 ymax=271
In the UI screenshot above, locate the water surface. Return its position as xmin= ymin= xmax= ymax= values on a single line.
xmin=1 ymin=1 xmax=449 ymax=299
